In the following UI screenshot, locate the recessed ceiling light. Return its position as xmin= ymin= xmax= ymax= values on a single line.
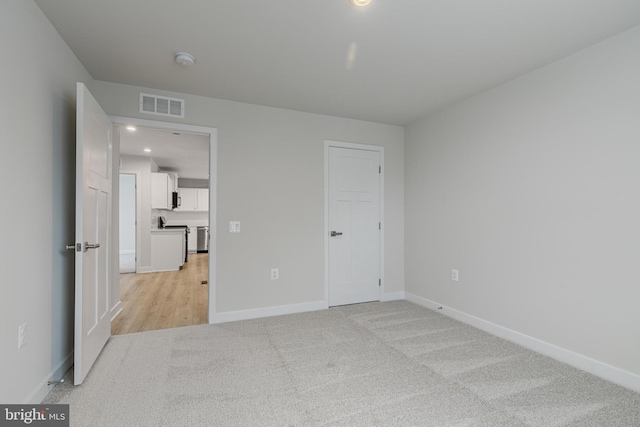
xmin=175 ymin=52 xmax=195 ymax=66
xmin=126 ymin=125 xmax=136 ymax=131
xmin=353 ymin=0 xmax=371 ymax=6
xmin=143 ymin=148 xmax=151 ymax=153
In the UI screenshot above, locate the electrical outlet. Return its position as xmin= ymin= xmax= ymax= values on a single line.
xmin=271 ymin=268 xmax=279 ymax=280
xmin=18 ymin=322 xmax=27 ymax=349
xmin=229 ymin=221 xmax=241 ymax=233
xmin=451 ymin=269 xmax=459 ymax=282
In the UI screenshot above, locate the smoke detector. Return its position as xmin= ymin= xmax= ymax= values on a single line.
xmin=175 ymin=52 xmax=195 ymax=66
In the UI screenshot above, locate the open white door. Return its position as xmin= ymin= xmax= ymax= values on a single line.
xmin=72 ymin=83 xmax=113 ymax=385
xmin=328 ymin=146 xmax=381 ymax=306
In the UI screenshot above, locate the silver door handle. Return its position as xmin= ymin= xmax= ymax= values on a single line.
xmin=84 ymin=242 xmax=101 ymax=251
xmin=330 ymin=231 xmax=343 ymax=237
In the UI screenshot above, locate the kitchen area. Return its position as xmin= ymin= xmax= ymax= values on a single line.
xmin=115 ymin=125 xmax=210 ymax=335
xmin=150 ymin=170 xmax=210 ymax=272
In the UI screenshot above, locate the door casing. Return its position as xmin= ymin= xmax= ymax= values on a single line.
xmin=109 ymin=116 xmax=218 ymax=324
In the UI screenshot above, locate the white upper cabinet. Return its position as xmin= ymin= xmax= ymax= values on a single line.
xmin=151 ymin=173 xmax=171 ymax=209
xmin=197 ymin=189 xmax=209 ymax=212
xmin=177 ymin=188 xmax=197 ymax=211
xmin=151 ymin=172 xmax=179 ymax=210
xmin=168 ymin=172 xmax=178 ymax=192
xmin=176 ymin=187 xmax=209 ymax=212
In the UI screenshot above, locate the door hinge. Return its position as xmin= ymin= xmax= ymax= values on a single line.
xmin=379 ymin=279 xmax=381 ymax=287
xmin=379 ymin=222 xmax=381 ymax=230
xmin=379 ymin=165 xmax=381 ymax=174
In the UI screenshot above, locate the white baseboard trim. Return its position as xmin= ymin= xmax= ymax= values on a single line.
xmin=25 ymin=351 xmax=73 ymax=404
xmin=381 ymin=291 xmax=405 ymax=302
xmin=142 ymin=268 xmax=179 ymax=273
xmin=404 ymin=292 xmax=640 ymax=393
xmin=211 ymin=300 xmax=327 ymax=324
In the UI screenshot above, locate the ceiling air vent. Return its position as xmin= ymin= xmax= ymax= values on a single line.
xmin=139 ymin=93 xmax=185 ymax=118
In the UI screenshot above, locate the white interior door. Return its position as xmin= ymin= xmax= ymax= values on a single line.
xmin=73 ymin=83 xmax=113 ymax=385
xmin=328 ymin=147 xmax=381 ymax=306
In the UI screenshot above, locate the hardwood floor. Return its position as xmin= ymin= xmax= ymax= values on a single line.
xmin=112 ymin=253 xmax=209 ymax=335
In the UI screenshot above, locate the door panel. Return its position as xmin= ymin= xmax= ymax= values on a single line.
xmin=81 ymin=186 xmax=98 ymax=334
xmin=74 ymin=83 xmax=112 ymax=385
xmin=328 ymin=147 xmax=380 ymax=306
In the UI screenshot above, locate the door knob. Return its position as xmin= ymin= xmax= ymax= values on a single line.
xmin=330 ymin=231 xmax=343 ymax=237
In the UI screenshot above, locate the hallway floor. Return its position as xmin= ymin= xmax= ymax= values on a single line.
xmin=112 ymin=253 xmax=209 ymax=335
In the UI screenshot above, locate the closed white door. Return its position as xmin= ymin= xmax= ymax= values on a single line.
xmin=73 ymin=83 xmax=113 ymax=385
xmin=328 ymin=147 xmax=381 ymax=306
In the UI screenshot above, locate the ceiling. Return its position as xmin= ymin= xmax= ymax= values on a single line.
xmin=36 ymin=0 xmax=640 ymax=126
xmin=119 ymin=126 xmax=210 ymax=179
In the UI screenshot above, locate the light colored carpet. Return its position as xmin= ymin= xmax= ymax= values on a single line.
xmin=44 ymin=301 xmax=640 ymax=426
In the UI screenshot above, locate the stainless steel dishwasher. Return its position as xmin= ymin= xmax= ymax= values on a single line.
xmin=197 ymin=226 xmax=209 ymax=253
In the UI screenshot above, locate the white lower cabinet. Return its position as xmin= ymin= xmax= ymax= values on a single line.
xmin=150 ymin=230 xmax=185 ymax=272
xmin=188 ymin=227 xmax=198 ymax=253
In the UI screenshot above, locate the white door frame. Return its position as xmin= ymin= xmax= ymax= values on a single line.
xmin=110 ymin=116 xmax=218 ymax=324
xmin=324 ymin=140 xmax=385 ymax=307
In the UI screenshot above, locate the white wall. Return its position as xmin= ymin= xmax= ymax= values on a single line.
xmin=119 ymin=174 xmax=136 ymax=272
xmin=119 ymin=174 xmax=136 ymax=253
xmin=405 ymin=26 xmax=640 ymax=381
xmin=93 ymin=81 xmax=405 ymax=314
xmin=120 ymin=155 xmax=155 ymax=273
xmin=0 ymin=0 xmax=94 ymax=403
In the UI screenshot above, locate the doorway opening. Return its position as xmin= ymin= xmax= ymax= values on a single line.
xmin=110 ymin=117 xmax=217 ymax=335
